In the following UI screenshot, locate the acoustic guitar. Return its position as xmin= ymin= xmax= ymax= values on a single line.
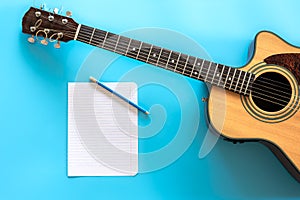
xmin=22 ymin=7 xmax=300 ymax=182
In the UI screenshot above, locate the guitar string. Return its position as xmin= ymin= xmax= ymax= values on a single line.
xmin=73 ymin=36 xmax=300 ymax=108
xmin=34 ymin=21 xmax=299 ymax=108
xmin=52 ymin=28 xmax=296 ymax=102
xmin=63 ymin=23 xmax=294 ymax=89
xmin=37 ymin=16 xmax=294 ymax=89
xmin=68 ymin=26 xmax=295 ymax=92
xmin=72 ymin=30 xmax=295 ymax=101
xmin=68 ymin=30 xmax=296 ymax=100
xmin=59 ymin=31 xmax=298 ymax=106
xmin=34 ymin=12 xmax=293 ymax=89
xmin=52 ymin=35 xmax=300 ymax=110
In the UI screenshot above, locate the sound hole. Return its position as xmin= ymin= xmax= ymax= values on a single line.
xmin=251 ymin=72 xmax=292 ymax=112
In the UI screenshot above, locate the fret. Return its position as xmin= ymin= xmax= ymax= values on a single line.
xmin=177 ymin=54 xmax=188 ymax=74
xmin=197 ymin=59 xmax=205 ymax=80
xmin=211 ymin=64 xmax=219 ymax=85
xmin=190 ymin=59 xmax=196 ymax=77
xmin=115 ymin=36 xmax=129 ymax=55
xmin=199 ymin=60 xmax=210 ymax=80
xmin=89 ymin=28 xmax=96 ymax=44
xmin=103 ymin=33 xmax=119 ymax=51
xmin=174 ymin=53 xmax=181 ymax=72
xmin=220 ymin=65 xmax=229 ymax=88
xmin=239 ymin=71 xmax=247 ymax=94
xmin=167 ymin=51 xmax=180 ymax=71
xmin=204 ymin=62 xmax=212 ymax=82
xmin=244 ymin=73 xmax=253 ymax=95
xmin=148 ymin=46 xmax=161 ymax=66
xmin=165 ymin=50 xmax=173 ymax=70
xmin=158 ymin=49 xmax=171 ymax=69
xmin=146 ymin=44 xmax=153 ymax=63
xmin=248 ymin=74 xmax=255 ymax=94
xmin=182 ymin=55 xmax=189 ymax=75
xmin=224 ymin=67 xmax=231 ymax=89
xmin=217 ymin=65 xmax=225 ymax=86
xmin=191 ymin=58 xmax=203 ymax=79
xmin=125 ymin=38 xmax=132 ymax=56
xmin=229 ymin=68 xmax=237 ymax=90
xmin=92 ymin=29 xmax=107 ymax=47
xmin=114 ymin=35 xmax=121 ymax=52
xmin=101 ymin=31 xmax=108 ymax=48
xmin=155 ymin=48 xmax=163 ymax=66
xmin=136 ymin=42 xmax=143 ymax=59
xmin=207 ymin=63 xmax=218 ymax=84
xmin=127 ymin=39 xmax=141 ymax=59
xmin=190 ymin=57 xmax=199 ymax=78
xmin=184 ymin=56 xmax=196 ymax=77
xmin=234 ymin=70 xmax=242 ymax=92
xmin=138 ymin=42 xmax=151 ymax=62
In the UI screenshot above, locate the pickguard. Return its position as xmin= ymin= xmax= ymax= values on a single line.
xmin=264 ymin=53 xmax=300 ymax=84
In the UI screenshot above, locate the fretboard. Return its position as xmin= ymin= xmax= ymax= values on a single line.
xmin=75 ymin=24 xmax=255 ymax=96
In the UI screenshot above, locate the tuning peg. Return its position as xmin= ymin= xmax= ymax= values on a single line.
xmin=66 ymin=11 xmax=72 ymax=17
xmin=54 ymin=41 xmax=61 ymax=49
xmin=41 ymin=38 xmax=48 ymax=45
xmin=53 ymin=8 xmax=59 ymax=14
xmin=40 ymin=3 xmax=46 ymax=10
xmin=27 ymin=35 xmax=35 ymax=43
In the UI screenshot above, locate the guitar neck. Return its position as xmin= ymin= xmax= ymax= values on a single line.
xmin=75 ymin=24 xmax=254 ymax=96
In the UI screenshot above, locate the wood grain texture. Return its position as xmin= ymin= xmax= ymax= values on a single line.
xmin=208 ymin=31 xmax=300 ymax=180
xmin=265 ymin=53 xmax=300 ymax=83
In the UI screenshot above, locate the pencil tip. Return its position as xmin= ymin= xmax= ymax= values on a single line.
xmin=89 ymin=76 xmax=97 ymax=83
xmin=145 ymin=111 xmax=150 ymax=115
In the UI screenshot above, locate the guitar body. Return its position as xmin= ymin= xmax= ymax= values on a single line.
xmin=208 ymin=31 xmax=300 ymax=181
xmin=21 ymin=7 xmax=300 ymax=182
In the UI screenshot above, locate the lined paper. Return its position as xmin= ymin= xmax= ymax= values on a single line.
xmin=68 ymin=82 xmax=138 ymax=176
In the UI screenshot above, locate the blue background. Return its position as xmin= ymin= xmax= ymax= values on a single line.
xmin=1 ymin=0 xmax=300 ymax=199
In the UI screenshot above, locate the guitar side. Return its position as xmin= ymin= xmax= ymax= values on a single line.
xmin=208 ymin=31 xmax=300 ymax=182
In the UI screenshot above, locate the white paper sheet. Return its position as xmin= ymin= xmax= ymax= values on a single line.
xmin=68 ymin=82 xmax=138 ymax=176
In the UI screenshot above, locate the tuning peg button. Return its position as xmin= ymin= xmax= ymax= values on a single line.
xmin=28 ymin=35 xmax=35 ymax=43
xmin=54 ymin=41 xmax=61 ymax=49
xmin=41 ymin=38 xmax=48 ymax=45
xmin=66 ymin=11 xmax=72 ymax=17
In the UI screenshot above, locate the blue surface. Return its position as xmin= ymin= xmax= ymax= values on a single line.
xmin=1 ymin=0 xmax=300 ymax=199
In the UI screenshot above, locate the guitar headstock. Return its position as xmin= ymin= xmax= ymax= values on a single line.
xmin=22 ymin=7 xmax=79 ymax=48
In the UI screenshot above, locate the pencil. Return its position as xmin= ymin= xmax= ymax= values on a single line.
xmin=89 ymin=76 xmax=150 ymax=115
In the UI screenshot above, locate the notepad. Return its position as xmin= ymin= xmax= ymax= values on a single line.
xmin=68 ymin=82 xmax=138 ymax=176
